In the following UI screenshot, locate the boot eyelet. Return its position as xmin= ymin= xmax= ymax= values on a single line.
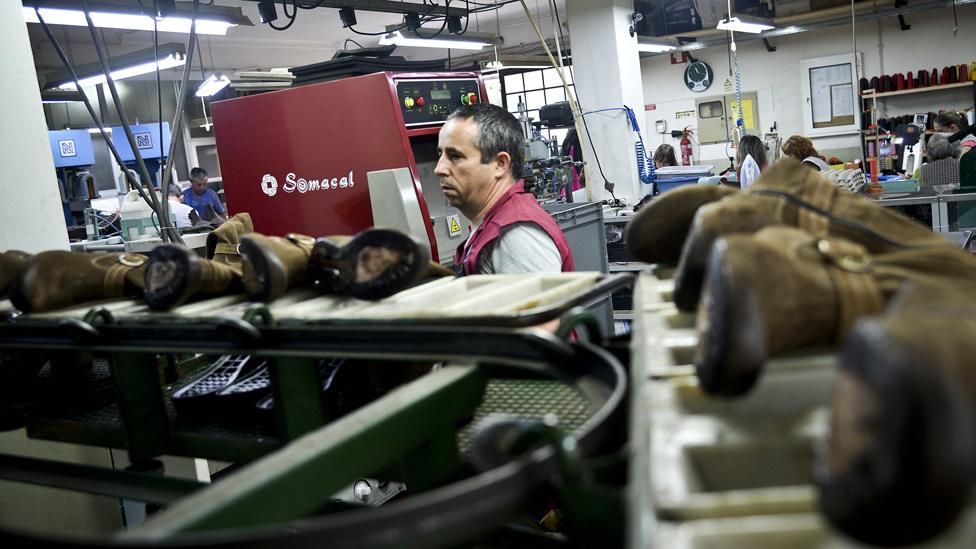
xmin=117 ymin=254 xmax=146 ymax=267
xmin=817 ymin=239 xmax=871 ymax=272
xmin=286 ymin=234 xmax=315 ymax=246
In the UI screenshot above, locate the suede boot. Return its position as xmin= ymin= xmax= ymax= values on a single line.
xmin=206 ymin=212 xmax=253 ymax=266
xmin=672 ymin=159 xmax=954 ymax=310
xmin=10 ymin=251 xmax=147 ymax=313
xmin=144 ymin=212 xmax=252 ymax=310
xmin=816 ymin=282 xmax=976 ymax=546
xmin=0 ymin=250 xmax=30 ymax=298
xmin=143 ymin=245 xmax=244 ymax=311
xmin=239 ymin=233 xmax=316 ymax=302
xmin=624 ymin=184 xmax=739 ymax=265
xmin=309 ymin=228 xmax=434 ymax=300
xmin=694 ymin=225 xmax=976 ymax=396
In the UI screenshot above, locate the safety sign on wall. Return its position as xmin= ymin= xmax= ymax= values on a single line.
xmin=448 ymin=214 xmax=463 ymax=237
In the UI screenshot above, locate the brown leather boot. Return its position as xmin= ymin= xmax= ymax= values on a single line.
xmin=238 ymin=233 xmax=316 ymax=302
xmin=0 ymin=250 xmax=30 ymax=298
xmin=624 ymin=184 xmax=739 ymax=264
xmin=10 ymin=251 xmax=147 ymax=313
xmin=309 ymin=228 xmax=434 ymax=300
xmin=143 ymin=245 xmax=244 ymax=311
xmin=673 ymin=159 xmax=954 ymax=310
xmin=206 ymin=212 xmax=253 ymax=266
xmin=695 ymin=226 xmax=976 ymax=396
xmin=816 ymin=282 xmax=976 ymax=546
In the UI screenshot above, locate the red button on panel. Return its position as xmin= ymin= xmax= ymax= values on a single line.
xmin=416 ymin=96 xmax=426 ymax=107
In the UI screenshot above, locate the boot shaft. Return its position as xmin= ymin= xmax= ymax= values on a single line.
xmin=11 ymin=251 xmax=146 ymax=313
xmin=206 ymin=212 xmax=253 ymax=266
xmin=239 ymin=233 xmax=315 ymax=302
xmin=0 ymin=250 xmax=30 ymax=297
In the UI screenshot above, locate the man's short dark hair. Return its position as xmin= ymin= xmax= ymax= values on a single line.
xmin=934 ymin=111 xmax=963 ymax=130
xmin=447 ymin=103 xmax=524 ymax=181
xmin=190 ymin=167 xmax=208 ymax=179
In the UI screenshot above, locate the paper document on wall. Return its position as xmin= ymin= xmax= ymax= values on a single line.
xmin=831 ymin=84 xmax=854 ymax=118
xmin=742 ymin=100 xmax=756 ymax=130
xmin=809 ymin=63 xmax=853 ymax=125
xmin=810 ymin=68 xmax=831 ymax=123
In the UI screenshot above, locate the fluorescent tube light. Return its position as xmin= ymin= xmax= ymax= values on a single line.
xmin=23 ymin=7 xmax=238 ymax=35
xmin=637 ymin=41 xmax=676 ymax=53
xmin=41 ymin=89 xmax=85 ymax=103
xmin=716 ymin=17 xmax=774 ymax=33
xmin=58 ymin=53 xmax=185 ymax=90
xmin=195 ymin=74 xmax=231 ymax=97
xmin=379 ymin=30 xmax=490 ymax=50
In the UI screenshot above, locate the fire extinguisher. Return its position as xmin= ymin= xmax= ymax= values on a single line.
xmin=679 ymin=127 xmax=694 ymax=166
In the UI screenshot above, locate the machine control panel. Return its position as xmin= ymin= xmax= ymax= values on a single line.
xmin=395 ymin=78 xmax=482 ymax=127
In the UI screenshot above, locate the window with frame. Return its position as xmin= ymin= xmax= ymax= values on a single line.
xmin=501 ymin=67 xmax=576 ymax=152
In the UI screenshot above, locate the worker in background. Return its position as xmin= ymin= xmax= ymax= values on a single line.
xmin=781 ymin=135 xmax=830 ymax=172
xmin=167 ymin=185 xmax=197 ymax=228
xmin=182 ymin=167 xmax=225 ymax=220
xmin=653 ymin=144 xmax=678 ymax=169
xmin=436 ymin=103 xmax=574 ymax=275
xmin=560 ymin=128 xmax=585 ymax=198
xmin=735 ymin=135 xmax=769 ymax=189
xmin=913 ymin=133 xmax=961 ymax=190
xmin=934 ymin=112 xmax=975 ymax=156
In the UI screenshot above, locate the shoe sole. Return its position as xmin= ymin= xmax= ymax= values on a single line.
xmin=311 ymin=229 xmax=430 ymax=300
xmin=144 ymin=245 xmax=201 ymax=311
xmin=239 ymin=235 xmax=288 ymax=302
xmin=815 ymin=319 xmax=976 ymax=546
xmin=694 ymin=238 xmax=765 ymax=396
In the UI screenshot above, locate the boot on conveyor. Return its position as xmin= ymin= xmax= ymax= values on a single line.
xmin=816 ymin=281 xmax=976 ymax=547
xmin=693 ymin=225 xmax=976 ymax=396
xmin=625 ymin=159 xmax=954 ymax=311
xmin=0 ymin=250 xmax=30 ymax=299
xmin=144 ymin=213 xmax=253 ymax=310
xmin=10 ymin=251 xmax=148 ymax=314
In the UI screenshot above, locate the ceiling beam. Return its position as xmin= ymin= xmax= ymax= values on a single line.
xmin=239 ymin=0 xmax=469 ymax=18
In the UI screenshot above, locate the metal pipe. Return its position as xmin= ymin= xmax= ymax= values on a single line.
xmin=159 ymin=0 xmax=201 ymax=246
xmin=82 ymin=0 xmax=163 ymax=219
xmin=34 ymin=9 xmax=158 ymax=214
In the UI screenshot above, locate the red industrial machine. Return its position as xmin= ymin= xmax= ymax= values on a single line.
xmin=211 ymin=71 xmax=487 ymax=262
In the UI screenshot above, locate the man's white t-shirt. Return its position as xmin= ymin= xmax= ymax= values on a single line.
xmin=472 ymin=221 xmax=562 ymax=274
xmin=168 ymin=198 xmax=195 ymax=228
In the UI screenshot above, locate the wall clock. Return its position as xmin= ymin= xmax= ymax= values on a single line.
xmin=684 ymin=61 xmax=714 ymax=93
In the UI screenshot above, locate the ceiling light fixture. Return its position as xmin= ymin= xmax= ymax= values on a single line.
xmin=195 ymin=73 xmax=231 ymax=97
xmin=716 ymin=16 xmax=774 ymax=34
xmin=41 ymin=89 xmax=86 ymax=103
xmin=21 ymin=2 xmax=251 ymax=36
xmin=379 ymin=30 xmax=493 ymax=50
xmin=44 ymin=43 xmax=186 ymax=90
xmin=636 ymin=40 xmax=676 ymax=53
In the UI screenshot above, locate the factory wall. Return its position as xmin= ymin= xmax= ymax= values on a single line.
xmin=640 ymin=4 xmax=976 ymax=168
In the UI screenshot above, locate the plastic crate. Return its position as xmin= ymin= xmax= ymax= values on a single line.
xmin=542 ymin=202 xmax=612 ymax=334
xmin=627 ymin=271 xmax=976 ymax=548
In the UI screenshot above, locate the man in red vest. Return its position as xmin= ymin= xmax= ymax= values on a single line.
xmin=436 ymin=103 xmax=574 ymax=275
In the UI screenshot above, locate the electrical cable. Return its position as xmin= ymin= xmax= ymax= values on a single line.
xmin=268 ymin=0 xmax=298 ymax=31
xmin=158 ymin=0 xmax=204 ymax=246
xmin=344 ymin=38 xmax=365 ymax=49
xmin=153 ymin=0 xmax=166 ymax=240
xmin=82 ymin=0 xmax=162 ymax=215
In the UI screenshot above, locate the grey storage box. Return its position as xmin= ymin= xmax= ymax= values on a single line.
xmin=543 ymin=201 xmax=612 ymax=336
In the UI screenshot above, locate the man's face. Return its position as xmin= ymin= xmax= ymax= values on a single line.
xmin=191 ymin=175 xmax=208 ymax=195
xmin=435 ymin=118 xmax=504 ymax=214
